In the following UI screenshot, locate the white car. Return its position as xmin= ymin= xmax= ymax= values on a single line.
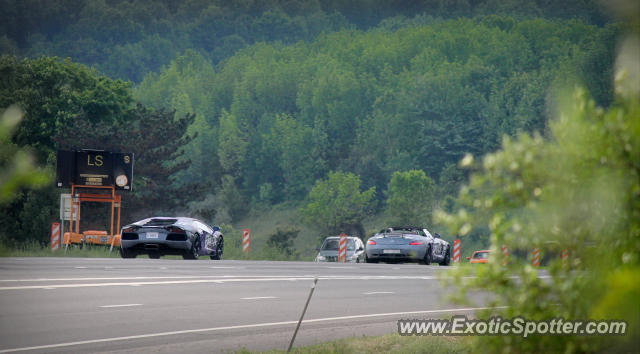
xmin=315 ymin=236 xmax=365 ymax=263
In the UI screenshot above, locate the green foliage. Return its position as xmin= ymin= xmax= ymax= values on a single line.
xmin=3 ymin=0 xmax=610 ymax=83
xmin=301 ymin=171 xmax=376 ymax=239
xmin=0 ymin=56 xmax=132 ymax=161
xmin=134 ymin=16 xmax=616 ymax=212
xmin=435 ymin=34 xmax=640 ymax=352
xmin=386 ymin=170 xmax=436 ymax=226
xmin=0 ymin=106 xmax=50 ymax=204
xmin=253 ymin=332 xmax=471 ymax=354
xmin=218 ymin=110 xmax=248 ymax=176
xmin=266 ymin=227 xmax=299 ymax=257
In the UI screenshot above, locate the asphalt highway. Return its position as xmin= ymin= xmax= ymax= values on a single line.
xmin=0 ymin=257 xmax=495 ymax=353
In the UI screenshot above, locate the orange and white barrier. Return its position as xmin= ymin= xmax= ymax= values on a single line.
xmin=338 ymin=233 xmax=347 ymax=263
xmin=51 ymin=222 xmax=61 ymax=251
xmin=532 ymin=247 xmax=541 ymax=267
xmin=561 ymin=249 xmax=569 ymax=268
xmin=453 ymin=239 xmax=461 ymax=263
xmin=501 ymin=245 xmax=508 ymax=266
xmin=242 ymin=228 xmax=251 ymax=255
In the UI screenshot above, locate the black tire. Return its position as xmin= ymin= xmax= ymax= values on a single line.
xmin=183 ymin=236 xmax=200 ymax=260
xmin=210 ymin=238 xmax=224 ymax=260
xmin=119 ymin=247 xmax=135 ymax=259
xmin=439 ymin=247 xmax=451 ymax=266
xmin=424 ymin=245 xmax=433 ymax=265
xmin=149 ymin=252 xmax=161 ymax=259
xmin=365 ymin=254 xmax=378 ymax=263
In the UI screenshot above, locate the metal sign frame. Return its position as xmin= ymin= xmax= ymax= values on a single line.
xmin=65 ymin=184 xmax=122 ymax=247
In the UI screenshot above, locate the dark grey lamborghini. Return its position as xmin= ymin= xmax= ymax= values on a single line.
xmin=119 ymin=217 xmax=223 ymax=260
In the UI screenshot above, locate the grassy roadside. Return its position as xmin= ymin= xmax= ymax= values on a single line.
xmin=0 ymin=241 xmax=121 ymax=258
xmin=238 ymin=333 xmax=472 ymax=354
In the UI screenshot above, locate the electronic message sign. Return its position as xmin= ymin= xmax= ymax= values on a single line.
xmin=56 ymin=150 xmax=134 ymax=190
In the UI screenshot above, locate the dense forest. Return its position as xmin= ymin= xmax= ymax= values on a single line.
xmin=3 ymin=2 xmax=639 ymax=352
xmin=0 ymin=0 xmax=620 ymax=246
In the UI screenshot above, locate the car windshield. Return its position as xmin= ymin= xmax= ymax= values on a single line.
xmin=473 ymin=252 xmax=489 ymax=259
xmin=321 ymin=239 xmax=356 ymax=250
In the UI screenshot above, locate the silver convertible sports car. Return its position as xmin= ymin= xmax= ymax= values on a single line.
xmin=119 ymin=217 xmax=223 ymax=260
xmin=365 ymin=226 xmax=450 ymax=265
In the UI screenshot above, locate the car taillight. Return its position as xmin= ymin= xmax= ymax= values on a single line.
xmin=166 ymin=226 xmax=186 ymax=234
xmin=368 ymin=240 xmax=376 ymax=245
xmin=122 ymin=227 xmax=135 ymax=233
xmin=409 ymin=241 xmax=424 ymax=245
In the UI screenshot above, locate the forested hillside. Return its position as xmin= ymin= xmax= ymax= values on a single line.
xmin=0 ymin=0 xmax=619 ymax=247
xmin=134 ymin=18 xmax=618 ymax=225
xmin=1 ymin=0 xmax=611 ymax=83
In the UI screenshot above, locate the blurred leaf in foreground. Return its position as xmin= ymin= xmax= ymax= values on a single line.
xmin=0 ymin=105 xmax=50 ymax=204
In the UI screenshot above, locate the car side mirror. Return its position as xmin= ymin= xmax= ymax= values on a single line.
xmin=434 ymin=233 xmax=441 ymax=238
xmin=466 ymin=257 xmax=471 ymax=260
xmin=358 ymin=246 xmax=364 ymax=251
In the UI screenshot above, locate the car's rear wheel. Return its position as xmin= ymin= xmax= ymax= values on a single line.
xmin=423 ymin=245 xmax=433 ymax=265
xmin=119 ymin=247 xmax=135 ymax=259
xmin=149 ymin=252 xmax=161 ymax=259
xmin=210 ymin=238 xmax=224 ymax=260
xmin=183 ymin=236 xmax=200 ymax=260
xmin=439 ymin=247 xmax=451 ymax=266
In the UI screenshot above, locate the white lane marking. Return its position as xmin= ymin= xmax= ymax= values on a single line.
xmin=0 ymin=276 xmax=439 ymax=290
xmin=363 ymin=291 xmax=395 ymax=295
xmin=0 ymin=306 xmax=505 ymax=353
xmin=159 ymin=267 xmax=167 ymax=270
xmin=99 ymin=304 xmax=142 ymax=308
xmin=209 ymin=266 xmax=238 ymax=269
xmin=42 ymin=287 xmax=56 ymax=290
xmin=240 ymin=296 xmax=277 ymax=300
xmin=74 ymin=267 xmax=88 ymax=269
xmin=0 ymin=275 xmax=551 ymax=290
xmin=0 ymin=275 xmax=319 ymax=282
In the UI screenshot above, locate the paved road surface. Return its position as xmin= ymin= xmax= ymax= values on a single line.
xmin=0 ymin=258 xmax=493 ymax=353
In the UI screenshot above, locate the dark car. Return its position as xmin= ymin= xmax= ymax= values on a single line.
xmin=119 ymin=217 xmax=223 ymax=260
xmin=365 ymin=226 xmax=451 ymax=265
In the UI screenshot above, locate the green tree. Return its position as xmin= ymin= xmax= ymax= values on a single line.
xmin=435 ymin=34 xmax=640 ymax=352
xmin=0 ymin=56 xmax=132 ymax=162
xmin=218 ymin=109 xmax=248 ymax=177
xmin=0 ymin=105 xmax=49 ymax=205
xmin=301 ymin=171 xmax=376 ymax=239
xmin=263 ymin=113 xmax=317 ymax=199
xmin=386 ymin=170 xmax=435 ymax=226
xmin=266 ymin=226 xmax=299 ymax=257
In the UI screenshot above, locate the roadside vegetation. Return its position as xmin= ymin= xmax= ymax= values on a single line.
xmin=1 ymin=1 xmax=619 ymax=254
xmin=241 ymin=333 xmax=471 ymax=354
xmin=1 ymin=1 xmax=638 ymax=351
